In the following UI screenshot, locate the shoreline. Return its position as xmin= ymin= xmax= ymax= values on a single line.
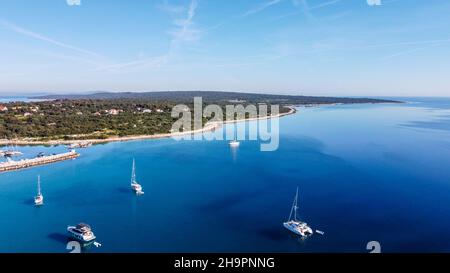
xmin=0 ymin=106 xmax=297 ymax=146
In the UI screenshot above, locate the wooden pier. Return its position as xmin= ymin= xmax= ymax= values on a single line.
xmin=0 ymin=150 xmax=80 ymax=173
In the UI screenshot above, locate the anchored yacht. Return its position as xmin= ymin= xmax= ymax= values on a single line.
xmin=34 ymin=175 xmax=44 ymax=206
xmin=67 ymin=223 xmax=96 ymax=243
xmin=283 ymin=187 xmax=313 ymax=237
xmin=130 ymin=159 xmax=144 ymax=195
xmin=229 ymin=140 xmax=240 ymax=147
xmin=229 ymin=124 xmax=240 ymax=147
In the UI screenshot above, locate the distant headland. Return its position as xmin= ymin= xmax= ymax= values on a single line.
xmin=31 ymin=91 xmax=400 ymax=104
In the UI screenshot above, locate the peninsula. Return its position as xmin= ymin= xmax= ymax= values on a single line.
xmin=0 ymin=91 xmax=399 ymax=145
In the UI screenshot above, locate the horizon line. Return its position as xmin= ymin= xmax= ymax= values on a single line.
xmin=0 ymin=91 xmax=449 ymax=99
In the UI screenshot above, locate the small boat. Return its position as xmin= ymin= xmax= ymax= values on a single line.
xmin=130 ymin=159 xmax=144 ymax=195
xmin=67 ymin=223 xmax=96 ymax=243
xmin=67 ymin=142 xmax=92 ymax=149
xmin=67 ymin=143 xmax=77 ymax=149
xmin=229 ymin=125 xmax=240 ymax=147
xmin=2 ymin=143 xmax=22 ymax=157
xmin=316 ymin=230 xmax=325 ymax=235
xmin=283 ymin=187 xmax=313 ymax=237
xmin=3 ymin=150 xmax=22 ymax=157
xmin=93 ymin=242 xmax=102 ymax=248
xmin=34 ymin=175 xmax=44 ymax=206
xmin=229 ymin=140 xmax=240 ymax=147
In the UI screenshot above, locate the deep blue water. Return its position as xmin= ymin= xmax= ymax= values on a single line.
xmin=1 ymin=98 xmax=450 ymax=253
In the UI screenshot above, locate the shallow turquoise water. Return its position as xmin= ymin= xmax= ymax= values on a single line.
xmin=1 ymin=98 xmax=449 ymax=253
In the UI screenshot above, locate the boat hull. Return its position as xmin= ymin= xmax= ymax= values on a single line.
xmin=283 ymin=221 xmax=313 ymax=237
xmin=67 ymin=227 xmax=96 ymax=243
xmin=229 ymin=141 xmax=240 ymax=147
xmin=131 ymin=183 xmax=144 ymax=195
xmin=34 ymin=195 xmax=44 ymax=206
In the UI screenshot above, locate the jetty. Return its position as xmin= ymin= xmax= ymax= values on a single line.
xmin=0 ymin=150 xmax=79 ymax=173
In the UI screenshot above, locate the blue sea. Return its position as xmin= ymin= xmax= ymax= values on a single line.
xmin=1 ymin=97 xmax=450 ymax=253
xmin=0 ymin=97 xmax=47 ymax=103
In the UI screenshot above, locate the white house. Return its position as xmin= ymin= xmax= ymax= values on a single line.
xmin=30 ymin=106 xmax=39 ymax=112
xmin=105 ymin=109 xmax=122 ymax=115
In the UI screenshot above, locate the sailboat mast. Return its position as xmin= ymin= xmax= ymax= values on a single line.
xmin=294 ymin=187 xmax=299 ymax=222
xmin=131 ymin=159 xmax=136 ymax=184
xmin=287 ymin=188 xmax=298 ymax=221
xmin=37 ymin=175 xmax=41 ymax=196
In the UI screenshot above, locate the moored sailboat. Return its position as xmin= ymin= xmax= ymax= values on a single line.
xmin=130 ymin=159 xmax=144 ymax=195
xmin=34 ymin=175 xmax=44 ymax=206
xmin=229 ymin=124 xmax=240 ymax=147
xmin=283 ymin=187 xmax=313 ymax=237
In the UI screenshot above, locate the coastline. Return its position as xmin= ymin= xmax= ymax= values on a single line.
xmin=0 ymin=106 xmax=297 ymax=146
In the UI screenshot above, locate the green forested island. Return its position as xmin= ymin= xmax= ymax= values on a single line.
xmin=0 ymin=91 xmax=399 ymax=141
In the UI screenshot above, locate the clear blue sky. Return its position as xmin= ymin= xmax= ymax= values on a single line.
xmin=0 ymin=0 xmax=449 ymax=96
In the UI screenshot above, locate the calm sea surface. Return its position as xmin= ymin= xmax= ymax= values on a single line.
xmin=0 ymin=97 xmax=47 ymax=103
xmin=1 ymin=97 xmax=449 ymax=253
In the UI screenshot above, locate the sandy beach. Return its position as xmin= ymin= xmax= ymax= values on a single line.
xmin=0 ymin=106 xmax=296 ymax=146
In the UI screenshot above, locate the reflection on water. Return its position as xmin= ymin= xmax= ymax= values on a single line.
xmin=230 ymin=145 xmax=238 ymax=163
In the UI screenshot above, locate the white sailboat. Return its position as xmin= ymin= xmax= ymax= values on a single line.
xmin=3 ymin=140 xmax=22 ymax=157
xmin=229 ymin=124 xmax=240 ymax=147
xmin=130 ymin=159 xmax=144 ymax=195
xmin=283 ymin=187 xmax=313 ymax=237
xmin=34 ymin=175 xmax=44 ymax=206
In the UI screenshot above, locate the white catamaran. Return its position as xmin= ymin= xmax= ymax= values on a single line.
xmin=67 ymin=223 xmax=96 ymax=243
xmin=130 ymin=159 xmax=144 ymax=195
xmin=283 ymin=187 xmax=313 ymax=237
xmin=34 ymin=175 xmax=44 ymax=206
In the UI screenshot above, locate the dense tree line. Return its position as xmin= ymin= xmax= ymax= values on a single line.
xmin=35 ymin=91 xmax=399 ymax=104
xmin=0 ymin=99 xmax=289 ymax=140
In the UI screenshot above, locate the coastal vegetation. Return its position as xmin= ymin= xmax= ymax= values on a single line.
xmin=0 ymin=99 xmax=283 ymax=141
xmin=34 ymin=91 xmax=398 ymax=105
xmin=0 ymin=92 xmax=399 ymax=141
